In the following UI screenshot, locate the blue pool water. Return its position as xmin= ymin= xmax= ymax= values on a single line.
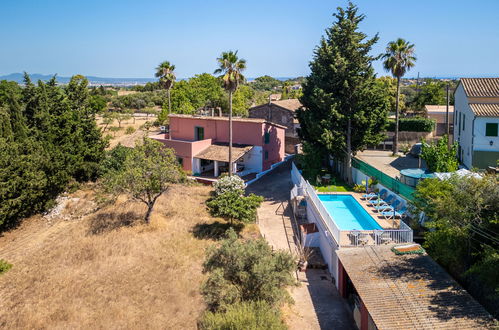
xmin=318 ymin=194 xmax=382 ymax=230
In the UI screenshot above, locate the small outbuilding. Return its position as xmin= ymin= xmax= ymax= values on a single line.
xmin=336 ymin=245 xmax=495 ymax=330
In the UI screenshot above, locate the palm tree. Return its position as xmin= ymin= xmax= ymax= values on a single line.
xmin=214 ymin=51 xmax=246 ymax=176
xmin=381 ymin=38 xmax=416 ymax=155
xmin=155 ymin=61 xmax=176 ymax=115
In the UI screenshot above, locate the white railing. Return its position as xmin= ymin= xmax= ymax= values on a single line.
xmin=290 ymin=162 xmax=413 ymax=247
xmin=290 ymin=185 xmax=298 ymax=201
xmin=302 ymin=179 xmax=342 ymax=246
xmin=291 ymin=162 xmax=305 ymax=187
xmin=344 ymin=219 xmax=413 ymax=247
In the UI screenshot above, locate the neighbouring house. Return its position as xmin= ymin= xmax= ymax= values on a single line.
xmin=425 ymin=104 xmax=454 ymax=136
xmin=269 ymin=93 xmax=281 ymax=101
xmin=248 ymin=99 xmax=303 ymax=153
xmin=454 ymin=78 xmax=499 ymax=169
xmin=150 ymin=114 xmax=285 ymax=179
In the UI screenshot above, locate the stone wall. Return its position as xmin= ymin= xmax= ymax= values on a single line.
xmin=249 ymin=104 xmax=295 ymax=135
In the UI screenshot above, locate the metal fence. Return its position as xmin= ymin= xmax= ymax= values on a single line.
xmin=352 ymin=158 xmax=415 ymax=201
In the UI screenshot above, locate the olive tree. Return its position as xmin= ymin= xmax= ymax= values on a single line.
xmin=201 ymin=228 xmax=296 ymax=312
xmin=105 ymin=138 xmax=185 ymax=223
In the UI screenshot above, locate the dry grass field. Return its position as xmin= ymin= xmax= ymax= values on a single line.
xmin=96 ymin=115 xmax=159 ymax=149
xmin=0 ymin=184 xmax=220 ymax=329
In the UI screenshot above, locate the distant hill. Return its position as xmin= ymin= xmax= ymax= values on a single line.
xmin=1 ymin=73 xmax=304 ymax=86
xmin=0 ymin=73 xmax=156 ymax=86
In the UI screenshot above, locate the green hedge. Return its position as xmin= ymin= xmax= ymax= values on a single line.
xmin=386 ymin=117 xmax=435 ymax=132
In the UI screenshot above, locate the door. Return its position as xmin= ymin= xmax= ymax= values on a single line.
xmin=195 ymin=126 xmax=204 ymax=141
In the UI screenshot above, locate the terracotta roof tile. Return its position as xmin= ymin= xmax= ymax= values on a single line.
xmin=461 ymin=78 xmax=499 ymax=97
xmin=469 ymin=103 xmax=499 ymax=117
xmin=271 ymin=99 xmax=303 ymax=112
xmin=425 ymin=105 xmax=454 ymax=113
xmin=194 ymin=144 xmax=253 ymax=162
xmin=337 ymin=246 xmax=495 ymax=329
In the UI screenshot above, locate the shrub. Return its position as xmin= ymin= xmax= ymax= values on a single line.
xmin=0 ymin=259 xmax=12 ymax=274
xmin=207 ymin=191 xmax=263 ymax=225
xmin=353 ymin=184 xmax=366 ymax=193
xmin=386 ymin=117 xmax=435 ymax=132
xmin=125 ymin=126 xmax=136 ymax=135
xmin=201 ymin=228 xmax=296 ymax=312
xmin=199 ymin=301 xmax=286 ymax=330
xmin=99 ymin=144 xmax=133 ymax=176
xmin=421 ymin=135 xmax=458 ymax=172
xmin=213 ymin=175 xmax=245 ymax=196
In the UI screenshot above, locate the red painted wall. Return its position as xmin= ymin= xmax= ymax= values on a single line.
xmin=167 ymin=116 xmax=285 ymax=171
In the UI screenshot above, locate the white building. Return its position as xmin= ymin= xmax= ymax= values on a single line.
xmin=454 ymin=78 xmax=499 ymax=169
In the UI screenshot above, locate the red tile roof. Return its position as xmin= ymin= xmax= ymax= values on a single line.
xmin=271 ymin=99 xmax=303 ymax=112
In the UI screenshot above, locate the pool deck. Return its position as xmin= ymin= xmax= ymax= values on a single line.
xmin=316 ymin=191 xmax=401 ymax=231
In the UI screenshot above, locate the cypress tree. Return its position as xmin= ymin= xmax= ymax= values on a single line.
xmin=297 ymin=2 xmax=389 ymax=184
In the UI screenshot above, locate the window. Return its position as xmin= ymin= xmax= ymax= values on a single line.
xmin=486 ymin=123 xmax=498 ymax=137
xmin=177 ymin=157 xmax=183 ymax=165
xmin=195 ymin=126 xmax=204 ymax=141
xmin=264 ymin=132 xmax=270 ymax=144
xmin=462 ymin=114 xmax=465 ymax=131
xmin=264 ymin=150 xmax=269 ymax=160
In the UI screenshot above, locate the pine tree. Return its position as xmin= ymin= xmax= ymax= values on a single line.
xmin=297 ymin=2 xmax=389 ymax=184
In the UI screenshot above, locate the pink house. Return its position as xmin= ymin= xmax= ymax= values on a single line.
xmin=150 ymin=114 xmax=286 ymax=178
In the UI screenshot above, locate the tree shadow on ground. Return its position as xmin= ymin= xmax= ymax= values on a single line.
xmin=389 ymin=154 xmax=426 ymax=171
xmin=191 ymin=221 xmax=243 ymax=240
xmin=87 ymin=211 xmax=142 ymax=235
xmin=245 ymin=160 xmax=292 ymax=204
xmin=374 ymin=255 xmax=495 ymax=326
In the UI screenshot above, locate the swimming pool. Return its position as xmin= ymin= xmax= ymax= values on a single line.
xmin=318 ymin=194 xmax=382 ymax=231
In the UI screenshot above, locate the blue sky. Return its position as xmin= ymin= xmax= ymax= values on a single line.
xmin=1 ymin=0 xmax=498 ymax=78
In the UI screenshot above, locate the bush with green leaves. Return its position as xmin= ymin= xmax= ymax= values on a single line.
xmin=0 ymin=259 xmax=12 ymax=274
xmin=420 ymin=135 xmax=458 ymax=172
xmin=386 ymin=117 xmax=435 ymax=132
xmin=99 ymin=144 xmax=133 ymax=176
xmin=213 ymin=175 xmax=245 ymax=196
xmin=199 ymin=301 xmax=286 ymax=330
xmin=125 ymin=126 xmax=136 ymax=135
xmin=104 ymin=138 xmax=185 ymax=223
xmin=411 ymin=174 xmax=499 ymax=317
xmin=206 ymin=191 xmax=263 ymax=225
xmin=201 ymin=228 xmax=295 ymax=312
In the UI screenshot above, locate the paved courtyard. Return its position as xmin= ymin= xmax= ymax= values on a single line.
xmin=247 ymin=160 xmax=355 ymax=330
xmin=356 ymin=150 xmax=425 ymax=179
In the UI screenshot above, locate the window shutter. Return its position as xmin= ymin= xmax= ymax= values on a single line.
xmin=485 ymin=123 xmax=498 ymax=137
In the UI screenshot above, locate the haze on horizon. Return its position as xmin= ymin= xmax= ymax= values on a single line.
xmin=1 ymin=0 xmax=498 ymax=79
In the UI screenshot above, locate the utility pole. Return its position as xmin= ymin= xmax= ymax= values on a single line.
xmin=416 ymin=72 xmax=420 ymax=95
xmin=445 ymin=82 xmax=451 ymax=150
